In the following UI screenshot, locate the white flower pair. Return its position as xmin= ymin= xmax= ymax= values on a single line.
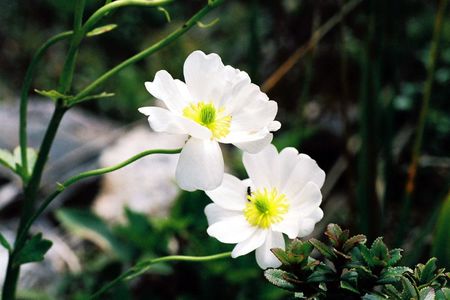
xmin=139 ymin=50 xmax=325 ymax=269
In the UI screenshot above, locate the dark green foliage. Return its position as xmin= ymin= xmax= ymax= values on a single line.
xmin=264 ymin=224 xmax=449 ymax=299
xmin=14 ymin=233 xmax=52 ymax=266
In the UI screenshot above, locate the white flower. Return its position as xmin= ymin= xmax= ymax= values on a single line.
xmin=139 ymin=50 xmax=280 ymax=192
xmin=204 ymin=144 xmax=325 ymax=269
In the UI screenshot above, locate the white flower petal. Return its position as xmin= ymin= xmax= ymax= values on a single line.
xmin=242 ymin=144 xmax=279 ymax=189
xmin=231 ymin=99 xmax=278 ymax=133
xmin=291 ymin=182 xmax=323 ymax=216
xmin=233 ymin=133 xmax=273 ymax=154
xmin=183 ymin=50 xmax=225 ymax=102
xmin=139 ymin=106 xmax=211 ymax=139
xmin=207 ymin=215 xmax=256 ymax=244
xmin=145 ymin=70 xmax=192 ymax=113
xmin=255 ymin=231 xmax=285 ymax=269
xmin=268 ymin=121 xmax=281 ymax=131
xmin=298 ymin=218 xmax=316 ymax=237
xmin=231 ymin=229 xmax=267 ymax=258
xmin=205 ymin=174 xmax=248 ymax=211
xmin=278 ymin=147 xmax=299 ymax=187
xmin=310 ymin=208 xmax=324 ymax=223
xmin=175 ymin=138 xmax=223 ymax=191
xmin=271 ymin=211 xmax=301 ymax=239
xmin=281 ymin=154 xmax=325 ymax=199
xmin=204 ymin=203 xmax=241 ymax=225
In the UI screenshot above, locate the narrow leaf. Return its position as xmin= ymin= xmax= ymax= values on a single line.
xmin=0 ymin=232 xmax=11 ymax=252
xmin=419 ymin=257 xmax=438 ymax=284
xmin=0 ymin=149 xmax=15 ymax=172
xmin=69 ymin=92 xmax=115 ymax=105
xmin=35 ymin=89 xmax=71 ymax=101
xmin=14 ymin=233 xmax=52 ymax=266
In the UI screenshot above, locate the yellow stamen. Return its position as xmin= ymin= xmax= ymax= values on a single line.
xmin=182 ymin=101 xmax=231 ymax=139
xmin=244 ymin=188 xmax=289 ymax=229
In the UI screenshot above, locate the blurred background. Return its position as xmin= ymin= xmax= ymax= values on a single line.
xmin=0 ymin=0 xmax=449 ymax=299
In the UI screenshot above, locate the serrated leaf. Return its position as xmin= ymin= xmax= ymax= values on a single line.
xmin=310 ymin=238 xmax=337 ymax=259
xmin=264 ymin=269 xmax=296 ymax=290
xmin=35 ymin=89 xmax=71 ymax=101
xmin=420 ymin=258 xmax=438 ymax=285
xmin=341 ymin=270 xmax=359 ymax=294
xmin=360 ymin=244 xmax=376 ymax=267
xmin=288 ymin=239 xmax=314 ymax=257
xmin=343 ymin=234 xmax=367 ymax=253
xmin=0 ymin=232 xmax=11 ymax=252
xmin=14 ymin=233 xmax=52 ymax=266
xmin=307 ymin=263 xmax=335 ymax=283
xmin=87 ymin=24 xmax=117 ymax=37
xmin=68 ymin=92 xmax=115 ymax=105
xmin=388 ymin=248 xmax=403 ymax=266
xmin=325 ymin=223 xmax=343 ymax=247
xmin=0 ymin=149 xmax=15 ymax=172
xmin=377 ymin=267 xmax=411 ymax=285
xmin=419 ymin=287 xmax=435 ymax=300
xmin=271 ymin=248 xmax=291 ymax=265
xmin=400 ymin=276 xmax=420 ymax=299
xmin=371 ymin=237 xmax=389 ymax=261
xmin=338 ymin=229 xmax=350 ymax=246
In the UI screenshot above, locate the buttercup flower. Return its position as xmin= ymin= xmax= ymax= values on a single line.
xmin=204 ymin=144 xmax=325 ymax=269
xmin=139 ymin=50 xmax=280 ymax=191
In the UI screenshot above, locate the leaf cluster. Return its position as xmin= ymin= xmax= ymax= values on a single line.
xmin=264 ymin=224 xmax=449 ymax=299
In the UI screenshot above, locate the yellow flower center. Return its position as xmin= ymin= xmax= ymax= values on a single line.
xmin=244 ymin=188 xmax=289 ymax=229
xmin=182 ymin=101 xmax=232 ymax=140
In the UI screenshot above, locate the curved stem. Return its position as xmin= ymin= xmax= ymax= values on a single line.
xmin=69 ymin=0 xmax=224 ymax=105
xmin=16 ymin=148 xmax=181 ymax=248
xmin=83 ymin=0 xmax=173 ymax=33
xmin=19 ymin=31 xmax=73 ymax=181
xmin=90 ymin=252 xmax=231 ymax=299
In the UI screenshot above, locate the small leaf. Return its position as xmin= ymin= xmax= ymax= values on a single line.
xmin=157 ymin=7 xmax=171 ymax=22
xmin=0 ymin=149 xmax=15 ymax=172
xmin=14 ymin=233 xmax=52 ymax=266
xmin=87 ymin=24 xmax=117 ymax=37
xmin=0 ymin=232 xmax=11 ymax=252
xmin=307 ymin=263 xmax=335 ymax=283
xmin=362 ymin=293 xmax=388 ymax=300
xmin=35 ymin=89 xmax=71 ymax=101
xmin=68 ymin=92 xmax=115 ymax=105
xmin=371 ymin=237 xmax=389 ymax=261
xmin=325 ymin=223 xmax=343 ymax=247
xmin=377 ymin=267 xmax=412 ymax=285
xmin=387 ymin=248 xmax=403 ymax=266
xmin=343 ymin=234 xmax=367 ymax=253
xmin=14 ymin=147 xmax=37 ymax=177
xmin=288 ymin=239 xmax=314 ymax=257
xmin=341 ymin=280 xmax=359 ymax=294
xmin=400 ymin=276 xmax=420 ymax=299
xmin=420 ymin=257 xmax=438 ymax=285
xmin=271 ymin=248 xmax=291 ymax=265
xmin=310 ymin=238 xmax=337 ymax=259
xmin=360 ymin=244 xmax=376 ymax=267
xmin=264 ymin=269 xmax=296 ymax=290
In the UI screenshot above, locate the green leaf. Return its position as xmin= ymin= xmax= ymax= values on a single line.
xmin=288 ymin=239 xmax=314 ymax=257
xmin=14 ymin=233 xmax=52 ymax=266
xmin=325 ymin=223 xmax=343 ymax=247
xmin=420 ymin=257 xmax=438 ymax=284
xmin=0 ymin=232 xmax=11 ymax=252
xmin=432 ymin=194 xmax=450 ymax=268
xmin=341 ymin=280 xmax=359 ymax=294
xmin=419 ymin=287 xmax=435 ymax=300
xmin=157 ymin=7 xmax=171 ymax=22
xmin=68 ymin=92 xmax=115 ymax=105
xmin=371 ymin=237 xmax=389 ymax=261
xmin=271 ymin=248 xmax=291 ymax=265
xmin=310 ymin=238 xmax=337 ymax=259
xmin=362 ymin=293 xmax=388 ymax=300
xmin=378 ymin=267 xmax=412 ymax=284
xmin=387 ymin=248 xmax=403 ymax=266
xmin=0 ymin=148 xmax=15 ymax=172
xmin=360 ymin=244 xmax=376 ymax=267
xmin=13 ymin=147 xmax=37 ymax=177
xmin=87 ymin=24 xmax=117 ymax=37
xmin=264 ymin=269 xmax=296 ymax=290
xmin=56 ymin=208 xmax=131 ymax=261
xmin=35 ymin=89 xmax=71 ymax=101
xmin=400 ymin=276 xmax=420 ymax=300
xmin=343 ymin=234 xmax=367 ymax=253
xmin=307 ymin=263 xmax=335 ymax=283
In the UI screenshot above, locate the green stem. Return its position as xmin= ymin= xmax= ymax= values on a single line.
xmin=90 ymin=252 xmax=231 ymax=299
xmin=396 ymin=0 xmax=447 ymax=246
xmin=69 ymin=0 xmax=224 ymax=105
xmin=16 ymin=148 xmax=181 ymax=245
xmin=18 ymin=31 xmax=73 ymax=182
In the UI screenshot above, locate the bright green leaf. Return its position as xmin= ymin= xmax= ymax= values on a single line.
xmin=35 ymin=89 xmax=71 ymax=101
xmin=0 ymin=148 xmax=15 ymax=172
xmin=14 ymin=233 xmax=52 ymax=266
xmin=68 ymin=92 xmax=115 ymax=105
xmin=419 ymin=257 xmax=438 ymax=285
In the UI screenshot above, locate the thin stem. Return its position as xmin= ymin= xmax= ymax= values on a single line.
xmin=396 ymin=0 xmax=448 ymax=246
xmin=69 ymin=0 xmax=224 ymax=105
xmin=83 ymin=0 xmax=173 ymax=33
xmin=19 ymin=31 xmax=73 ymax=181
xmin=90 ymin=252 xmax=231 ymax=299
xmin=15 ymin=148 xmax=181 ymax=245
